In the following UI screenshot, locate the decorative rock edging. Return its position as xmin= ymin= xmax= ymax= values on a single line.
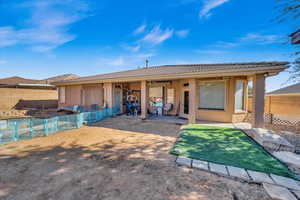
xmin=175 ymin=156 xmax=300 ymax=200
xmin=273 ymin=151 xmax=300 ymax=176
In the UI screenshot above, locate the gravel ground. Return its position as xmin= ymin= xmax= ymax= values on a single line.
xmin=0 ymin=116 xmax=271 ymax=200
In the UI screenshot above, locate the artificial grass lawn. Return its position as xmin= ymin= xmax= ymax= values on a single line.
xmin=171 ymin=124 xmax=295 ymax=178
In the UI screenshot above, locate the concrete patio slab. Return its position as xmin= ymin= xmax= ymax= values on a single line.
xmin=247 ymin=170 xmax=275 ymax=184
xmin=209 ymin=163 xmax=228 ymax=176
xmin=270 ymin=174 xmax=300 ymax=191
xmin=233 ymin=123 xmax=252 ymax=130
xmin=176 ymin=156 xmax=192 ymax=167
xmin=192 ymin=159 xmax=209 ymax=171
xmin=227 ymin=166 xmax=250 ymax=180
xmin=263 ymin=183 xmax=297 ymax=200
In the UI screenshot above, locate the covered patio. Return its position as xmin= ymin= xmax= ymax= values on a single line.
xmin=54 ymin=62 xmax=288 ymax=128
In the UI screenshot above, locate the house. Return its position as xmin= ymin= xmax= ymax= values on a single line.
xmin=263 ymin=82 xmax=300 ymax=122
xmin=248 ymin=82 xmax=300 ymax=122
xmin=267 ymin=82 xmax=300 ymax=96
xmin=0 ymin=74 xmax=79 ymax=110
xmin=53 ymin=62 xmax=288 ymax=128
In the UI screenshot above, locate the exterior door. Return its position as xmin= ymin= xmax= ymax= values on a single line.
xmin=180 ymin=89 xmax=189 ymax=118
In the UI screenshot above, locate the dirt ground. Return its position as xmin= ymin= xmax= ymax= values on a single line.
xmin=0 ymin=116 xmax=271 ymax=200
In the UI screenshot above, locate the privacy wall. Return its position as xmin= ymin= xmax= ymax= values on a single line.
xmin=0 ymin=88 xmax=58 ymax=110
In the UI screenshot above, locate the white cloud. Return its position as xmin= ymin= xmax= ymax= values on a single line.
xmin=213 ymin=41 xmax=239 ymax=48
xmin=124 ymin=24 xmax=186 ymax=53
xmin=139 ymin=25 xmax=174 ymax=46
xmin=133 ymin=24 xmax=147 ymax=35
xmin=134 ymin=53 xmax=155 ymax=59
xmin=212 ymin=33 xmax=283 ymax=48
xmin=107 ymin=57 xmax=125 ymax=66
xmin=0 ymin=0 xmax=90 ymax=52
xmin=0 ymin=27 xmax=18 ymax=47
xmin=0 ymin=60 xmax=7 ymax=65
xmin=97 ymin=53 xmax=155 ymax=68
xmin=199 ymin=0 xmax=229 ymax=19
xmin=175 ymin=29 xmax=190 ymax=38
xmin=121 ymin=44 xmax=141 ymax=52
xmin=239 ymin=33 xmax=283 ymax=45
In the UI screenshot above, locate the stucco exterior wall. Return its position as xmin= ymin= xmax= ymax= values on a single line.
xmin=0 ymin=88 xmax=58 ymax=110
xmin=82 ymin=84 xmax=104 ymax=108
xmin=59 ymin=85 xmax=82 ymax=107
xmin=59 ymin=84 xmax=105 ymax=108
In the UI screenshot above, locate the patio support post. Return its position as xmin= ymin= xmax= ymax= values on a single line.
xmin=141 ymin=80 xmax=149 ymax=119
xmin=252 ymin=74 xmax=265 ymax=128
xmin=103 ymin=83 xmax=114 ymax=108
xmin=188 ymin=78 xmax=197 ymax=124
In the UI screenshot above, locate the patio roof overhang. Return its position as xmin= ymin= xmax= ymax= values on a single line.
xmin=53 ymin=62 xmax=288 ymax=86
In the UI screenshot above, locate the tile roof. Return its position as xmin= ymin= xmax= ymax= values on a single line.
xmin=53 ymin=61 xmax=289 ymax=85
xmin=0 ymin=74 xmax=79 ymax=86
xmin=268 ymin=82 xmax=300 ymax=95
xmin=0 ymin=76 xmax=43 ymax=85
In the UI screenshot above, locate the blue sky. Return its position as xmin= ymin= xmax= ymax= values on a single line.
xmin=0 ymin=0 xmax=298 ymax=91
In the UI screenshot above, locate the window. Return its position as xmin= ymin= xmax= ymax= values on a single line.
xmin=59 ymin=87 xmax=66 ymax=103
xmin=199 ymin=81 xmax=225 ymax=110
xmin=166 ymin=88 xmax=175 ymax=104
xmin=235 ymin=80 xmax=245 ymax=112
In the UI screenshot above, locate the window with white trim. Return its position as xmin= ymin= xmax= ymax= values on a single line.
xmin=199 ymin=81 xmax=225 ymax=110
xmin=235 ymin=80 xmax=245 ymax=112
xmin=59 ymin=87 xmax=66 ymax=104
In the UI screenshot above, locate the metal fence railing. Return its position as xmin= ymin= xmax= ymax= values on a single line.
xmin=0 ymin=107 xmax=120 ymax=145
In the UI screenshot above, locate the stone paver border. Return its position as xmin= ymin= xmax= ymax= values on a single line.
xmin=175 ymin=156 xmax=300 ymax=200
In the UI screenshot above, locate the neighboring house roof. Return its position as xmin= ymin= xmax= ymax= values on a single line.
xmin=290 ymin=29 xmax=300 ymax=45
xmin=0 ymin=74 xmax=79 ymax=88
xmin=0 ymin=76 xmax=43 ymax=85
xmin=44 ymin=74 xmax=80 ymax=84
xmin=53 ymin=61 xmax=288 ymax=86
xmin=267 ymin=82 xmax=300 ymax=96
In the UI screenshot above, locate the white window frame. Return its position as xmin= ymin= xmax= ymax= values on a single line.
xmin=235 ymin=80 xmax=246 ymax=113
xmin=198 ymin=80 xmax=226 ymax=111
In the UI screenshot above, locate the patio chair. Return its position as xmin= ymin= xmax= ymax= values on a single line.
xmin=163 ymin=103 xmax=173 ymax=115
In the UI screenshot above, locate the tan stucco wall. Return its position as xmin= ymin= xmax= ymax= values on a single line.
xmin=248 ymin=95 xmax=300 ymax=115
xmin=82 ymin=84 xmax=104 ymax=108
xmin=59 ymin=85 xmax=82 ymax=107
xmin=0 ymin=88 xmax=58 ymax=110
